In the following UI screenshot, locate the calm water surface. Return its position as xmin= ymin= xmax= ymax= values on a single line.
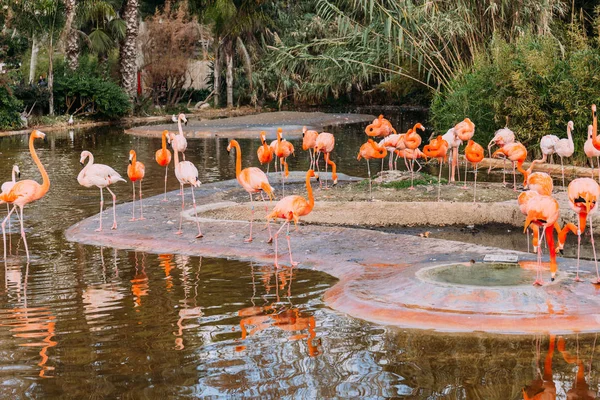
xmin=0 ymin=122 xmax=597 ymax=398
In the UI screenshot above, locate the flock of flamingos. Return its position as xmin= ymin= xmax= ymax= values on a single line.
xmin=4 ymin=107 xmax=600 ymax=283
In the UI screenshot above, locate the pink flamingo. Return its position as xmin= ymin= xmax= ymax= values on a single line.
xmin=257 ymin=131 xmax=274 ymax=173
xmin=274 ymin=128 xmax=295 ymax=196
xmin=77 ymin=151 xmax=126 ymax=232
xmin=302 ymin=127 xmax=319 ymax=171
xmin=442 ymin=127 xmax=462 ymax=182
xmin=170 ymin=113 xmax=188 ymax=160
xmin=172 ymin=139 xmax=203 ymax=238
xmin=266 ymin=169 xmax=317 ymax=268
xmin=227 ymin=140 xmax=274 ymax=243
xmin=314 ymin=132 xmax=337 ymax=188
xmin=584 ymin=125 xmax=600 ymax=181
xmin=404 ymin=123 xmax=425 ymax=189
xmin=487 ymin=127 xmax=515 ymax=184
xmin=1 ymin=130 xmax=50 ymax=262
xmin=155 ymin=130 xmax=172 ymax=201
xmin=0 ymin=165 xmax=20 ymax=254
xmin=127 ymin=150 xmax=146 ymax=221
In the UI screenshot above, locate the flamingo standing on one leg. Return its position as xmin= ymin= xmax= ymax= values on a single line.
xmin=465 ymin=140 xmax=484 ymax=202
xmin=227 ymin=140 xmax=274 ymax=243
xmin=558 ymin=178 xmax=600 ymax=282
xmin=266 ymin=169 xmax=317 ymax=268
xmin=77 ymin=151 xmax=125 ymax=231
xmin=365 ymin=115 xmax=396 ymax=138
xmin=172 ymin=140 xmax=203 ymax=238
xmin=492 ymin=142 xmax=528 ymax=191
xmin=487 ymin=127 xmax=515 ymax=184
xmin=442 ymin=127 xmax=462 ymax=182
xmin=357 ymin=139 xmax=387 ymax=200
xmin=554 ymin=121 xmax=575 ymax=189
xmin=314 ymin=131 xmax=337 ymax=188
xmin=404 ymin=123 xmax=425 ymax=189
xmin=423 ymin=135 xmax=449 ymax=201
xmin=155 ymin=130 xmax=172 ymax=201
xmin=257 ymin=131 xmax=274 ymax=173
xmin=274 ymin=128 xmax=295 ymax=196
xmin=536 ymin=134 xmax=560 ymax=167
xmin=523 ymin=194 xmax=560 ymax=285
xmin=0 ymin=165 xmax=20 ymax=254
xmin=302 ymin=127 xmax=319 ymax=172
xmin=584 ymin=125 xmax=600 ymax=182
xmin=170 ymin=113 xmax=188 ymax=160
xmin=127 ymin=150 xmax=145 ymax=221
xmin=1 ymin=130 xmax=50 ymax=262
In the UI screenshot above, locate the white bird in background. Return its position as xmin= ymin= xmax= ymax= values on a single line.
xmin=554 ymin=121 xmax=575 ymax=188
xmin=170 ymin=113 xmax=188 ymax=160
xmin=172 ymin=139 xmax=203 ymax=239
xmin=585 ymin=124 xmax=600 ymax=181
xmin=487 ymin=127 xmax=516 ymax=184
xmin=77 ymin=151 xmax=126 ymax=231
xmin=68 ymin=115 xmax=74 ymax=126
xmin=442 ymin=128 xmax=462 ymax=182
xmin=539 ymin=134 xmax=560 ymax=164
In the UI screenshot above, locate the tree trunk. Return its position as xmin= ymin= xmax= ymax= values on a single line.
xmin=63 ymin=0 xmax=79 ymax=70
xmin=225 ymin=42 xmax=233 ymax=109
xmin=48 ymin=39 xmax=54 ymax=116
xmin=119 ymin=0 xmax=140 ymax=99
xmin=213 ymin=41 xmax=220 ymax=108
xmin=236 ymin=37 xmax=252 ymax=91
xmin=28 ymin=36 xmax=39 ymax=84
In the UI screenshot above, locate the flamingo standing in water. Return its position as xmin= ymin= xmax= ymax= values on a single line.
xmin=492 ymin=142 xmax=528 ymax=190
xmin=257 ymin=131 xmax=274 ymax=173
xmin=487 ymin=127 xmax=515 ymax=184
xmin=302 ymin=127 xmax=318 ymax=171
xmin=274 ymin=128 xmax=295 ymax=196
xmin=584 ymin=125 xmax=600 ymax=181
xmin=266 ymin=169 xmax=317 ymax=268
xmin=523 ymin=194 xmax=560 ymax=285
xmin=464 ymin=140 xmax=484 ymax=202
xmin=521 ymin=172 xmax=555 ymax=253
xmin=77 ymin=151 xmax=125 ymax=232
xmin=357 ymin=139 xmax=387 ymax=200
xmin=155 ymin=130 xmax=172 ymax=201
xmin=170 ymin=113 xmax=188 ymax=160
xmin=558 ymin=178 xmax=600 ymax=282
xmin=314 ymin=131 xmax=337 ymax=188
xmin=227 ymin=140 xmax=274 ymax=243
xmin=554 ymin=121 xmax=575 ymax=188
xmin=1 ymin=130 xmax=50 ymax=262
xmin=172 ymin=139 xmax=203 ymax=238
xmin=423 ymin=135 xmax=449 ymax=201
xmin=127 ymin=150 xmax=145 ymax=221
xmin=404 ymin=123 xmax=424 ymax=189
xmin=1 ymin=165 xmax=20 ymax=254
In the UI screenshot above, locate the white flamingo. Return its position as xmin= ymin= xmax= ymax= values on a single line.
xmin=172 ymin=142 xmax=203 ymax=238
xmin=585 ymin=125 xmax=600 ymax=181
xmin=77 ymin=151 xmax=126 ymax=231
xmin=442 ymin=128 xmax=462 ymax=182
xmin=539 ymin=134 xmax=560 ymax=164
xmin=487 ymin=127 xmax=515 ymax=184
xmin=554 ymin=121 xmax=575 ymax=188
xmin=170 ymin=113 xmax=188 ymax=160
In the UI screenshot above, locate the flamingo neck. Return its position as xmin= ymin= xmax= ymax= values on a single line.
xmin=178 ymin=117 xmax=183 ymax=135
xmin=567 ymin=125 xmax=573 ymax=144
xmin=594 ymin=108 xmax=598 ymax=143
xmin=11 ymin=168 xmax=16 ymax=182
xmin=306 ymin=172 xmax=314 ymax=210
xmin=173 ymin=141 xmax=180 ymax=168
xmin=231 ymin=140 xmax=242 ymax=178
xmin=30 ymin=133 xmax=49 ymax=197
xmin=131 ymin=152 xmax=137 ymax=167
xmin=161 ymin=131 xmax=168 ymax=150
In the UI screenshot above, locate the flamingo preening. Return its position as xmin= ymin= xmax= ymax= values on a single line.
xmin=257 ymin=131 xmax=274 ymax=173
xmin=423 ymin=135 xmax=449 ymax=201
xmin=523 ymin=194 xmax=559 ymax=285
xmin=77 ymin=151 xmax=125 ymax=232
xmin=1 ymin=130 xmax=50 ymax=262
xmin=227 ymin=140 xmax=274 ymax=243
xmin=266 ymin=169 xmax=317 ymax=268
xmin=155 ymin=130 xmax=172 ymax=201
xmin=365 ymin=115 xmax=396 ymax=138
xmin=492 ymin=142 xmax=528 ymax=191
xmin=357 ymin=139 xmax=387 ymax=200
xmin=170 ymin=113 xmax=188 ymax=160
xmin=464 ymin=140 xmax=484 ymax=202
xmin=487 ymin=127 xmax=515 ymax=184
xmin=404 ymin=123 xmax=425 ymax=189
xmin=127 ymin=150 xmax=145 ymax=221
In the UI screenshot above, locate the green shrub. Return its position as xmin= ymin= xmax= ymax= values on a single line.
xmin=0 ymin=82 xmax=23 ymax=130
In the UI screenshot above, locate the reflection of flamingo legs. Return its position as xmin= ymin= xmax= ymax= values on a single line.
xmin=533 ymin=228 xmax=546 ymax=286
xmin=590 ymin=217 xmax=600 ymax=284
xmin=273 ymin=221 xmax=298 ymax=268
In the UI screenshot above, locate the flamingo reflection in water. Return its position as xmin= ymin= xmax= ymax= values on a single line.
xmin=173 ymin=256 xmax=203 ymax=351
xmin=236 ymin=264 xmax=321 ymax=357
xmin=130 ymin=252 xmax=149 ymax=309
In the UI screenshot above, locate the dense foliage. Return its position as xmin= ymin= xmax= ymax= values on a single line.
xmin=0 ymin=82 xmax=24 ymax=130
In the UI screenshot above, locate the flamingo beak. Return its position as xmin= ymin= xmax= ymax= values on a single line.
xmin=17 ymin=172 xmax=20 ymax=178
xmin=523 ymin=215 xmax=533 ymax=233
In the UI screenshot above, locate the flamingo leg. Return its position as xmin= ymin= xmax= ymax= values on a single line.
xmin=388 ymin=152 xmax=393 ymax=171
xmin=6 ymin=203 xmax=10 ymax=255
xmin=414 ymin=159 xmax=423 ymax=173
xmin=533 ymin=227 xmax=545 ymax=286
xmin=96 ymin=187 xmax=104 ymax=232
xmin=285 ymin=222 xmax=299 ymax=267
xmin=324 ymin=155 xmax=329 ymax=189
xmin=315 ymin=152 xmax=322 ymax=188
xmin=575 ymin=218 xmax=582 ymax=282
xmin=409 ymin=158 xmax=415 ymax=190
xmin=17 ymin=206 xmax=29 ymax=262
xmin=367 ymin=160 xmax=372 ymax=200
xmin=473 ymin=164 xmax=478 ymax=203
xmin=560 ymin=157 xmax=565 ymax=189
xmin=462 ymin=160 xmax=468 ymax=189
xmin=437 ymin=159 xmax=443 ymax=202
xmin=106 ymin=187 xmax=118 ymax=230
xmin=190 ymin=185 xmax=203 ymax=239
xmin=246 ymin=193 xmax=254 ymax=243
xmin=513 ymin=161 xmax=517 ymax=191
xmin=260 ymin=191 xmax=272 ymax=241
xmin=273 ymin=220 xmax=290 ymax=268
xmin=597 ymin=156 xmax=600 ymax=184
xmin=163 ymin=165 xmax=168 ymax=202
xmin=503 ymin=158 xmax=507 ymax=185
xmin=130 ymin=182 xmax=136 ymax=221
xmin=280 ymin=158 xmax=286 ymax=197
xmin=139 ymin=181 xmax=145 ymax=220
xmin=2 ymin=205 xmax=16 ymax=262
xmin=176 ymin=186 xmax=184 ymax=235
xmin=590 ymin=216 xmax=599 ymax=284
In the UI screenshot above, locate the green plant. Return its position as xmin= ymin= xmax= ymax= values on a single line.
xmin=0 ymin=83 xmax=24 ymax=130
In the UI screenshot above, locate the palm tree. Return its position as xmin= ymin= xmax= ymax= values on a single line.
xmin=205 ymin=0 xmax=269 ymax=108
xmin=119 ymin=0 xmax=139 ymax=99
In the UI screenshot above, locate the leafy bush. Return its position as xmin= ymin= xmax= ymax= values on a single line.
xmin=0 ymin=82 xmax=23 ymax=130
xmin=12 ymin=84 xmax=50 ymax=114
xmin=54 ymin=72 xmax=131 ymax=119
xmin=430 ymin=33 xmax=600 ymax=157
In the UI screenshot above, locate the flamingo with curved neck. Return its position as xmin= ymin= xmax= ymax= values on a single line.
xmin=266 ymin=169 xmax=317 ymax=268
xmin=257 ymin=131 xmax=274 ymax=173
xmin=127 ymin=150 xmax=146 ymax=221
xmin=1 ymin=130 xmax=50 ymax=261
xmin=227 ymin=139 xmax=274 ymax=243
